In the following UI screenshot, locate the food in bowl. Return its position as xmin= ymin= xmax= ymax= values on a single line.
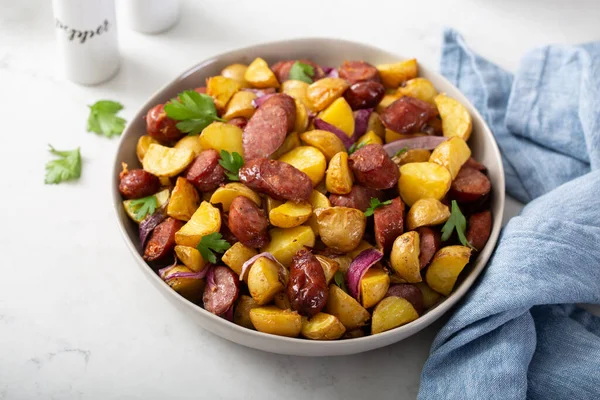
xmin=117 ymin=57 xmax=493 ymax=340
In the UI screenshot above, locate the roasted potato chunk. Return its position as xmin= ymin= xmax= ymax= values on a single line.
xmin=390 ymin=231 xmax=422 ymax=283
xmin=376 ymin=93 xmax=401 ymax=114
xmin=325 ymin=152 xmax=354 ymax=195
xmin=206 ymin=76 xmax=241 ymax=111
xmin=355 ymin=130 xmax=383 ymax=148
xmin=142 ymin=144 xmax=195 ymax=178
xmin=271 ymin=132 xmax=301 ymax=160
xmin=174 ymin=201 xmax=221 ymax=247
xmin=360 ymin=267 xmax=390 ymax=309
xmin=425 ymin=245 xmax=471 ymax=296
xmin=319 ymin=97 xmax=355 ymax=137
xmin=250 ymin=306 xmax=302 ymax=337
xmin=136 ymin=135 xmax=159 ymax=163
xmin=166 ymin=177 xmax=200 ymax=221
xmin=274 ymin=291 xmax=292 ymax=310
xmin=281 ymin=80 xmax=309 ymax=104
xmin=221 ymin=63 xmax=250 ymax=88
xmin=398 ymin=162 xmax=452 ymax=206
xmin=222 ymin=91 xmax=257 ymax=120
xmin=300 ymin=130 xmax=346 ymax=161
xmin=315 ymin=207 xmax=366 ymax=253
xmin=294 ymin=99 xmax=310 ymax=134
xmin=123 ymin=189 xmax=169 ymax=224
xmin=314 ymin=255 xmax=340 ymax=284
xmin=326 ymin=285 xmax=370 ymax=330
xmin=248 ymin=256 xmax=284 ymax=305
xmin=269 ymin=201 xmax=312 ymax=228
xmin=396 ymin=78 xmax=438 ymax=104
xmin=261 ymin=226 xmax=316 ymax=267
xmin=371 ymin=296 xmax=419 ymax=334
xmin=367 ymin=111 xmax=386 ymax=138
xmin=301 ymin=313 xmax=346 ymax=340
xmin=174 ymin=245 xmax=207 ymax=272
xmin=306 ymin=190 xmax=331 ymax=236
xmin=306 ymin=78 xmax=350 ymax=112
xmin=406 ymin=198 xmax=451 ymax=231
xmin=416 ymin=282 xmax=443 ymax=309
xmin=234 ymin=295 xmax=260 ymax=329
xmin=429 ymin=136 xmax=472 ymax=180
xmin=245 ymin=57 xmax=280 ymax=88
xmin=210 ymin=183 xmax=261 ymax=212
xmin=392 ymin=149 xmax=431 ymax=166
xmin=162 ymin=266 xmax=205 ymax=303
xmin=435 ymin=93 xmax=473 ymax=141
xmin=377 ymin=59 xmax=418 ymax=88
xmin=174 ymin=135 xmax=203 ymax=157
xmin=221 ymin=242 xmax=258 ymax=277
xmin=278 ymin=146 xmax=327 ymax=187
xmin=199 ymin=122 xmax=244 ymax=156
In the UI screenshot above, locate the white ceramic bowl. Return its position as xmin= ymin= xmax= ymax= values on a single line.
xmin=112 ymin=38 xmax=505 ymax=356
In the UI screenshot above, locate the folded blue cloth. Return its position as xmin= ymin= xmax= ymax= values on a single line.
xmin=418 ymin=29 xmax=600 ymax=400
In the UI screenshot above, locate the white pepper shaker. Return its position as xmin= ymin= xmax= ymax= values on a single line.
xmin=52 ymin=0 xmax=120 ymax=85
xmin=120 ymin=0 xmax=180 ymax=34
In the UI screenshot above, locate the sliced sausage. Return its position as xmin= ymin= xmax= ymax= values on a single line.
xmin=242 ymin=93 xmax=296 ymax=161
xmin=194 ymin=87 xmax=207 ymax=94
xmin=119 ymin=169 xmax=160 ymax=199
xmin=416 ymin=227 xmax=441 ymax=269
xmin=185 ymin=149 xmax=225 ymax=192
xmin=380 ymin=96 xmax=439 ymax=134
xmin=228 ymin=196 xmax=270 ymax=248
xmin=338 ymin=61 xmax=380 ymax=84
xmin=464 ymin=157 xmax=487 ymax=171
xmin=386 ymin=284 xmax=424 ymax=315
xmin=271 ymin=59 xmax=325 ymax=83
xmin=374 ymin=197 xmax=405 ymax=253
xmin=449 ymin=167 xmax=491 ymax=203
xmin=220 ymin=212 xmax=239 ymax=246
xmin=203 ymin=266 xmax=240 ymax=316
xmin=421 ymin=117 xmax=443 ymax=136
xmin=466 ymin=210 xmax=492 ymax=251
xmin=329 ymin=185 xmax=383 ymax=212
xmin=146 ymin=104 xmax=184 ymax=144
xmin=239 ymin=158 xmax=312 ymax=202
xmin=344 ymin=81 xmax=385 ymax=110
xmin=226 ymin=117 xmax=247 ymax=129
xmin=287 ymin=248 xmax=328 ymax=317
xmin=143 ymin=218 xmax=183 ymax=262
xmin=348 ymin=144 xmax=399 ymax=190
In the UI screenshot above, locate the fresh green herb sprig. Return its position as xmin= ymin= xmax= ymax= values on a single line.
xmin=129 ymin=195 xmax=158 ymax=221
xmin=441 ymin=200 xmax=475 ymax=249
xmin=333 ymin=271 xmax=348 ymax=293
xmin=87 ymin=100 xmax=126 ymax=137
xmin=364 ymin=198 xmax=393 ymax=217
xmin=394 ymin=147 xmax=408 ymax=157
xmin=164 ymin=90 xmax=224 ymax=135
xmin=289 ymin=61 xmax=315 ymax=84
xmin=348 ymin=141 xmax=368 ymax=155
xmin=219 ymin=150 xmax=244 ymax=181
xmin=197 ymin=232 xmax=231 ymax=264
xmin=45 ymin=145 xmax=82 ymax=184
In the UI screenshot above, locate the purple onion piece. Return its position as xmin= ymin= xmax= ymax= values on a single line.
xmin=251 ymin=93 xmax=277 ymax=108
xmin=322 ymin=67 xmax=339 ymax=78
xmin=158 ymin=254 xmax=178 ymax=279
xmin=239 ymin=252 xmax=284 ymax=281
xmin=347 ymin=249 xmax=383 ymax=300
xmin=206 ymin=265 xmax=216 ymax=290
xmin=383 ymin=136 xmax=448 ymax=157
xmin=222 ymin=305 xmax=234 ymax=322
xmin=352 ymin=108 xmax=373 ymax=140
xmin=314 ymin=118 xmax=354 ymax=149
xmin=139 ymin=210 xmax=167 ymax=248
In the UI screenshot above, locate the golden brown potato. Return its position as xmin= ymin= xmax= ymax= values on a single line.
xmin=318 ymin=97 xmax=355 ymax=137
xmin=314 ymin=255 xmax=340 ymax=284
xmin=390 ymin=231 xmax=422 ymax=283
xmin=265 ymin=196 xmax=283 ymax=214
xmin=396 ymin=78 xmax=438 ymax=104
xmin=163 ymin=266 xmax=205 ymax=303
xmin=377 ymin=59 xmax=418 ymax=88
xmin=174 ymin=135 xmax=203 ymax=157
xmin=210 ymin=183 xmax=261 ymax=212
xmin=385 ymin=129 xmax=427 ymax=144
xmin=174 ymin=245 xmax=207 ymax=272
xmin=367 ymin=112 xmax=386 ymax=138
xmin=222 ymin=91 xmax=257 ymax=120
xmin=248 ymin=256 xmax=284 ymax=305
xmin=405 ymin=198 xmax=451 ymax=231
xmin=261 ymin=226 xmax=316 ymax=267
xmin=234 ymin=295 xmax=260 ymax=329
xmin=244 ymin=57 xmax=280 ymax=88
xmin=398 ymin=162 xmax=452 ymax=206
xmin=281 ymin=80 xmax=309 ymax=104
xmin=301 ymin=313 xmax=346 ymax=340
xmin=136 ymin=135 xmax=159 ymax=163
xmin=199 ymin=122 xmax=244 ymax=156
xmin=348 ymin=240 xmax=374 ymax=259
xmin=142 ymin=144 xmax=195 ymax=177
xmin=371 ymin=296 xmax=419 ymax=334
xmin=273 ymin=291 xmax=292 ymax=310
xmin=269 ymin=201 xmax=312 ymax=228
xmin=355 ymin=130 xmax=384 ymax=148
xmin=429 ymin=136 xmax=472 ymax=180
xmin=435 ymin=93 xmax=473 ymax=141
xmin=123 ymin=189 xmax=169 ymax=224
xmin=360 ymin=267 xmax=390 ymax=309
xmin=174 ymin=201 xmax=221 ymax=247
xmin=294 ymin=99 xmax=310 ymax=134
xmin=425 ymin=245 xmax=471 ymax=296
xmin=416 ymin=282 xmax=443 ymax=309
xmin=250 ymin=306 xmax=302 ymax=337
xmin=278 ymin=146 xmax=327 ymax=186
xmin=306 ymin=78 xmax=350 ymax=112
xmin=325 ymin=152 xmax=354 ymax=195
xmin=166 ymin=177 xmax=200 ymax=221
xmin=316 ymin=207 xmax=366 ymax=253
xmin=326 ymin=285 xmax=370 ymax=330
xmin=329 ymin=255 xmax=353 ymax=275
xmin=392 ymin=149 xmax=432 ymax=166
xmin=306 ymin=190 xmax=331 ymax=236
xmin=300 ymin=130 xmax=346 ymax=161
xmin=271 ymin=132 xmax=301 ymax=160
xmin=221 ymin=242 xmax=258 ymax=277
xmin=221 ymin=63 xmax=250 ymax=88
xmin=206 ymin=76 xmax=242 ymax=111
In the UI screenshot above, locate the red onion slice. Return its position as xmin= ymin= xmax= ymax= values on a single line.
xmin=383 ymin=136 xmax=448 ymax=156
xmin=239 ymin=252 xmax=285 ymax=281
xmin=158 ymin=255 xmax=178 ymax=279
xmin=158 ymin=255 xmax=211 ymax=281
xmin=250 ymin=92 xmax=277 ymax=108
xmin=314 ymin=118 xmax=354 ymax=149
xmin=347 ymin=248 xmax=383 ymax=300
xmin=352 ymin=108 xmax=373 ymax=140
xmin=139 ymin=210 xmax=166 ymax=248
xmin=222 ymin=305 xmax=234 ymax=321
xmin=206 ymin=265 xmax=216 ymax=290
xmin=322 ymin=67 xmax=339 ymax=78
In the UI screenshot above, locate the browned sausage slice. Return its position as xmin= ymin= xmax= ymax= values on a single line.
xmin=466 ymin=210 xmax=492 ymax=251
xmin=287 ymin=248 xmax=328 ymax=317
xmin=271 ymin=59 xmax=325 ymax=83
xmin=374 ymin=197 xmax=405 ymax=253
xmin=146 ymin=104 xmax=184 ymax=144
xmin=380 ymin=96 xmax=439 ymax=134
xmin=185 ymin=149 xmax=225 ymax=192
xmin=386 ymin=284 xmax=424 ymax=315
xmin=239 ymin=158 xmax=312 ymax=202
xmin=242 ymin=94 xmax=296 ymax=161
xmin=203 ymin=266 xmax=240 ymax=316
xmin=119 ymin=169 xmax=160 ymax=199
xmin=143 ymin=217 xmax=184 ymax=261
xmin=349 ymin=144 xmax=399 ymax=190
xmin=416 ymin=226 xmax=441 ymax=269
xmin=194 ymin=87 xmax=207 ymax=94
xmin=338 ymin=61 xmax=380 ymax=84
xmin=449 ymin=167 xmax=491 ymax=203
xmin=463 ymin=157 xmax=487 ymax=171
xmin=228 ymin=196 xmax=270 ymax=248
xmin=329 ymin=185 xmax=383 ymax=212
xmin=344 ymin=81 xmax=385 ymax=110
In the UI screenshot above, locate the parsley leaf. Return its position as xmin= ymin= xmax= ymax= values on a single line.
xmin=164 ymin=90 xmax=224 ymax=135
xmin=129 ymin=195 xmax=158 ymax=221
xmin=394 ymin=147 xmax=408 ymax=157
xmin=289 ymin=61 xmax=315 ymax=84
xmin=441 ymin=200 xmax=475 ymax=249
xmin=196 ymin=232 xmax=231 ymax=264
xmin=333 ymin=271 xmax=348 ymax=293
xmin=87 ymin=100 xmax=126 ymax=137
xmin=218 ymin=150 xmax=244 ymax=181
xmin=45 ymin=145 xmax=82 ymax=184
xmin=348 ymin=141 xmax=368 ymax=155
xmin=364 ymin=198 xmax=393 ymax=217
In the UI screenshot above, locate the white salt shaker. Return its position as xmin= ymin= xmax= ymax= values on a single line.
xmin=52 ymin=0 xmax=120 ymax=85
xmin=120 ymin=0 xmax=180 ymax=34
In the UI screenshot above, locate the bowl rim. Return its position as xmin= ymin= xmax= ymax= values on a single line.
xmin=112 ymin=37 xmax=505 ymax=351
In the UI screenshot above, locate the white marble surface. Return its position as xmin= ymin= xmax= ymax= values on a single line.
xmin=1 ymin=0 xmax=599 ymax=398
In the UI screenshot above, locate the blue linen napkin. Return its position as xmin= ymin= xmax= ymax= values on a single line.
xmin=418 ymin=29 xmax=600 ymax=400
